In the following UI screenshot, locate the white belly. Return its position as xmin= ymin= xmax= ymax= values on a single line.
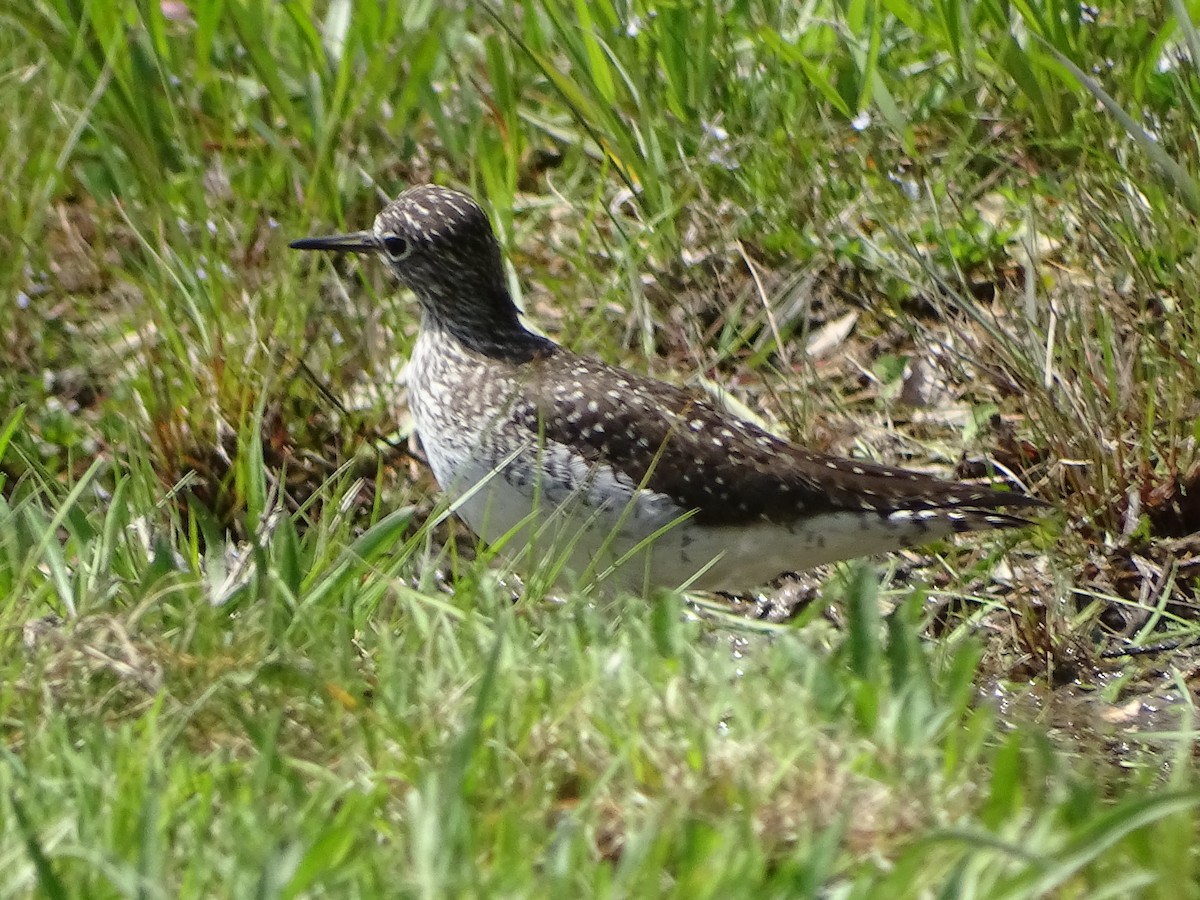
xmin=418 ymin=422 xmax=959 ymax=594
xmin=419 ymin=426 xmax=689 ymax=592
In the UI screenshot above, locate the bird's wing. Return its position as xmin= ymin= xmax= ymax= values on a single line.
xmin=520 ymin=352 xmax=1043 ymax=527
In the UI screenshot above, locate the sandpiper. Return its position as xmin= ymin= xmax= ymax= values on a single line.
xmin=291 ymin=185 xmax=1044 ymax=594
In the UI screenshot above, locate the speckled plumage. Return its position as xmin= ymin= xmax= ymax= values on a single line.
xmin=292 ymin=184 xmax=1045 ymax=593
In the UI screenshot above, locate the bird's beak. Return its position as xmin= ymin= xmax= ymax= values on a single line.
xmin=289 ymin=231 xmax=379 ymax=253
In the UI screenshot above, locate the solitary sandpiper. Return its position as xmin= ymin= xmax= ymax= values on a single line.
xmin=292 ymin=185 xmax=1044 ymax=594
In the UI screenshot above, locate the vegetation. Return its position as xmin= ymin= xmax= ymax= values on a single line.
xmin=2 ymin=0 xmax=1199 ymax=895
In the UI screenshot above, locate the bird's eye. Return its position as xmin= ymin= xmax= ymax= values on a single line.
xmin=381 ymin=235 xmax=409 ymax=259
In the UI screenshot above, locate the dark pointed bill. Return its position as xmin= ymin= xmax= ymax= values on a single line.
xmin=289 ymin=231 xmax=379 ymax=253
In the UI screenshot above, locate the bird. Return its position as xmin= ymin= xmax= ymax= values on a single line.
xmin=291 ymin=184 xmax=1045 ymax=595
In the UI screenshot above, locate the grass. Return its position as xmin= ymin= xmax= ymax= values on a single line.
xmin=2 ymin=0 xmax=1200 ymax=895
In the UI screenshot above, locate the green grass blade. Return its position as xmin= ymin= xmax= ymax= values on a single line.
xmin=1040 ymin=37 xmax=1200 ymax=215
xmin=9 ymin=793 xmax=69 ymax=900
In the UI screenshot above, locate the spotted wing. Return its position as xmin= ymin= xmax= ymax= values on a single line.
xmin=523 ymin=353 xmax=1043 ymax=528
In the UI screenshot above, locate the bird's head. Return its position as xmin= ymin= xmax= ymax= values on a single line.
xmin=291 ymin=184 xmax=519 ymax=339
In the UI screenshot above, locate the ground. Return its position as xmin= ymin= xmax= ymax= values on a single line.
xmin=2 ymin=1 xmax=1200 ymax=896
